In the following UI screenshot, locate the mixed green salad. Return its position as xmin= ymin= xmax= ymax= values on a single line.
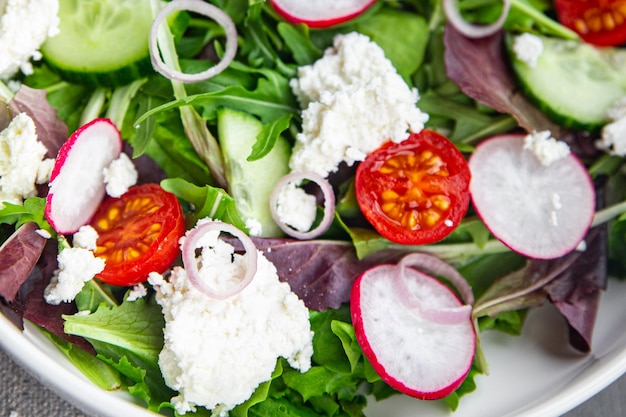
xmin=2 ymin=0 xmax=626 ymax=416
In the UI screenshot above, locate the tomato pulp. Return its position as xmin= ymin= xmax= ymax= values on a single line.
xmin=90 ymin=183 xmax=185 ymax=286
xmin=554 ymin=0 xmax=626 ymax=46
xmin=355 ymin=130 xmax=471 ymax=245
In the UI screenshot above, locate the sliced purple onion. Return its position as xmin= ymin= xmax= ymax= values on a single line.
xmin=269 ymin=171 xmax=336 ymax=240
xmin=150 ymin=0 xmax=238 ymax=83
xmin=394 ymin=253 xmax=474 ymax=325
xmin=182 ymin=221 xmax=257 ymax=299
xmin=443 ymin=0 xmax=511 ymax=38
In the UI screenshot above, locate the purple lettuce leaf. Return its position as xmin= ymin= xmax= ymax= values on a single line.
xmin=242 ymin=238 xmax=406 ymax=311
xmin=0 ymin=222 xmax=47 ymax=303
xmin=10 ymin=85 xmax=68 ymax=158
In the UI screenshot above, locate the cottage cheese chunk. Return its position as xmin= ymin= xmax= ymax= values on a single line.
xmin=513 ymin=33 xmax=544 ymax=68
xmin=0 ymin=0 xmax=60 ymax=79
xmin=523 ymin=130 xmax=570 ymax=166
xmin=275 ymin=181 xmax=317 ymax=233
xmin=103 ymin=152 xmax=138 ymax=198
xmin=44 ymin=247 xmax=105 ymax=305
xmin=0 ymin=112 xmax=53 ymax=206
xmin=598 ymin=97 xmax=626 ymax=156
xmin=149 ymin=233 xmax=313 ymax=415
xmin=289 ymin=32 xmax=429 ymax=177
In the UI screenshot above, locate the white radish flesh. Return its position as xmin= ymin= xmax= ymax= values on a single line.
xmin=269 ymin=0 xmax=376 ymax=28
xmin=351 ymin=264 xmax=475 ymax=400
xmin=468 ymin=134 xmax=595 ymax=259
xmin=45 ymin=118 xmax=122 ymax=234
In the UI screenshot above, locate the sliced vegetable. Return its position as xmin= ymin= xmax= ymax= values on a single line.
xmin=41 ymin=0 xmax=154 ymax=86
xmin=45 ymin=118 xmax=122 ymax=234
xmin=268 ymin=171 xmax=336 ymax=240
xmin=554 ymin=0 xmax=626 ymax=46
xmin=90 ymin=183 xmax=185 ymax=286
xmin=351 ymin=262 xmax=475 ymax=400
xmin=506 ymin=33 xmax=626 ymax=131
xmin=468 ymin=134 xmax=595 ymax=259
xmin=442 ymin=0 xmax=511 ymax=38
xmin=181 ymin=220 xmax=258 ymax=299
xmin=149 ymin=0 xmax=238 ymax=83
xmin=218 ymin=108 xmax=291 ymax=237
xmin=269 ymin=0 xmax=377 ymax=28
xmin=355 ymin=130 xmax=471 ymax=245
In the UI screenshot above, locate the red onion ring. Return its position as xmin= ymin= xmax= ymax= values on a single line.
xmin=182 ymin=221 xmax=257 ymax=299
xmin=268 ymin=171 xmax=336 ymax=240
xmin=443 ymin=0 xmax=511 ymax=38
xmin=394 ymin=253 xmax=474 ymax=325
xmin=150 ymin=0 xmax=238 ymax=83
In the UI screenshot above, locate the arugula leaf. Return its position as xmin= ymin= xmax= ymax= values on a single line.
xmin=0 ymin=197 xmax=54 ymax=235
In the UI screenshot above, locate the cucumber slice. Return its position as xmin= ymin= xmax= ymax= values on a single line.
xmin=218 ymin=108 xmax=291 ymax=238
xmin=41 ymin=0 xmax=154 ymax=87
xmin=506 ymin=33 xmax=626 ymax=131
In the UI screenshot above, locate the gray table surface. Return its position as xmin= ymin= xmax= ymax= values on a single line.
xmin=1 ymin=347 xmax=624 ymax=417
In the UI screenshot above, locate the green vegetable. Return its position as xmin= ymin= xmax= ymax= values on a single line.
xmin=218 ymin=107 xmax=291 ymax=237
xmin=41 ymin=0 xmax=154 ymax=86
xmin=506 ymin=33 xmax=626 ymax=131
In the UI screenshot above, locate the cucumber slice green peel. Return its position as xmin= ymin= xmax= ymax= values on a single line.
xmin=506 ymin=33 xmax=626 ymax=132
xmin=41 ymin=0 xmax=154 ymax=87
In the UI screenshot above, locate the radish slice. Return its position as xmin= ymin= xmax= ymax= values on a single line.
xmin=150 ymin=0 xmax=238 ymax=83
xmin=351 ymin=264 xmax=476 ymax=400
xmin=468 ymin=134 xmax=595 ymax=259
xmin=182 ymin=220 xmax=258 ymax=299
xmin=269 ymin=0 xmax=377 ymax=28
xmin=268 ymin=171 xmax=335 ymax=240
xmin=45 ymin=118 xmax=122 ymax=234
xmin=443 ymin=0 xmax=511 ymax=38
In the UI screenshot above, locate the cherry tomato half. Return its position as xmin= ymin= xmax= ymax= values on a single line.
xmin=89 ymin=183 xmax=185 ymax=286
xmin=355 ymin=130 xmax=471 ymax=245
xmin=554 ymin=0 xmax=626 ymax=46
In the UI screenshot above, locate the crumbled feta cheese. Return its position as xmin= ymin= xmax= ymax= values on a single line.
xmin=275 ymin=181 xmax=317 ymax=233
xmin=44 ymin=247 xmax=105 ymax=305
xmin=513 ymin=33 xmax=544 ymax=68
xmin=289 ymin=32 xmax=429 ymax=177
xmin=0 ymin=112 xmax=50 ymax=205
xmin=0 ymin=0 xmax=60 ymax=79
xmin=523 ymin=130 xmax=570 ymax=166
xmin=103 ymin=152 xmax=138 ymax=198
xmin=598 ymin=97 xmax=626 ymax=156
xmin=150 ymin=238 xmax=313 ymax=415
xmin=245 ymin=218 xmax=263 ymax=237
xmin=126 ymin=284 xmax=148 ymax=302
xmin=72 ymin=225 xmax=99 ymax=251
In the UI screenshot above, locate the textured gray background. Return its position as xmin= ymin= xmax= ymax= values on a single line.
xmin=1 ymin=348 xmax=624 ymax=417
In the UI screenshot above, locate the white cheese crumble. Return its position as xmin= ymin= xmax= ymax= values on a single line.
xmin=44 ymin=247 xmax=105 ymax=305
xmin=103 ymin=152 xmax=138 ymax=198
xmin=289 ymin=32 xmax=429 ymax=177
xmin=523 ymin=130 xmax=570 ymax=166
xmin=149 ymin=235 xmax=313 ymax=415
xmin=126 ymin=284 xmax=147 ymax=302
xmin=245 ymin=218 xmax=263 ymax=237
xmin=597 ymin=97 xmax=626 ymax=156
xmin=72 ymin=225 xmax=99 ymax=251
xmin=512 ymin=33 xmax=544 ymax=68
xmin=0 ymin=0 xmax=60 ymax=79
xmin=275 ymin=181 xmax=317 ymax=233
xmin=0 ymin=112 xmax=54 ymax=206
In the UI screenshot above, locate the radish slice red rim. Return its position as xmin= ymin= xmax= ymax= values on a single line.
xmin=150 ymin=0 xmax=238 ymax=83
xmin=268 ymin=171 xmax=336 ymax=240
xmin=469 ymin=134 xmax=595 ymax=259
xmin=45 ymin=118 xmax=122 ymax=234
xmin=182 ymin=220 xmax=258 ymax=299
xmin=443 ymin=0 xmax=511 ymax=38
xmin=395 ymin=253 xmax=473 ymax=325
xmin=269 ymin=0 xmax=377 ymax=28
xmin=351 ymin=264 xmax=476 ymax=400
